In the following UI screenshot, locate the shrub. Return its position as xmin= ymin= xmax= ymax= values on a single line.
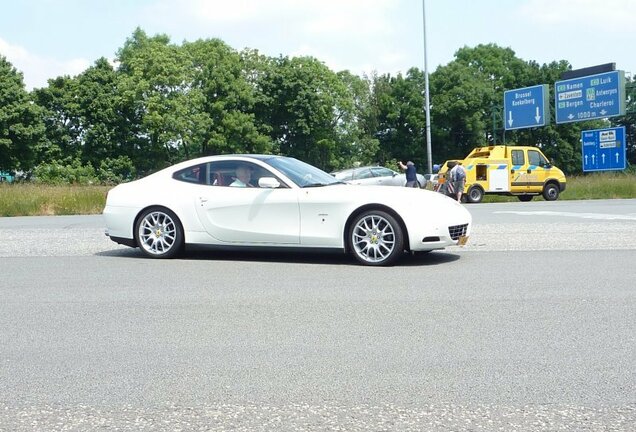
xmin=97 ymin=156 xmax=136 ymax=184
xmin=33 ymin=159 xmax=98 ymax=185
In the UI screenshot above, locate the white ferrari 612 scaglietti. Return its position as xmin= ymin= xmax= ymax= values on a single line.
xmin=103 ymin=155 xmax=471 ymax=266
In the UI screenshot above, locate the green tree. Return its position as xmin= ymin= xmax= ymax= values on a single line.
xmin=33 ymin=58 xmax=132 ymax=173
xmin=116 ymin=28 xmax=194 ymax=173
xmin=184 ymin=41 xmax=273 ymax=157
xmin=254 ymin=55 xmax=351 ymax=170
xmin=331 ymin=71 xmax=379 ymax=169
xmin=370 ymin=69 xmax=427 ymax=168
xmin=430 ymin=44 xmax=532 ymax=162
xmin=32 ymin=75 xmax=82 ymax=164
xmin=75 ymin=58 xmax=129 ymax=167
xmin=0 ymin=56 xmax=44 ymax=172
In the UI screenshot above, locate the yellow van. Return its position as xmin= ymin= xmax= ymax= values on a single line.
xmin=438 ymin=145 xmax=567 ymax=203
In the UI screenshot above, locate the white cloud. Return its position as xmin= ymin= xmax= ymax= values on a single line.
xmin=519 ymin=0 xmax=636 ymax=29
xmin=141 ymin=0 xmax=404 ymax=76
xmin=0 ymin=38 xmax=90 ymax=90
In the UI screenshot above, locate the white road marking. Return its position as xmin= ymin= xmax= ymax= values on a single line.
xmin=494 ymin=211 xmax=636 ymax=221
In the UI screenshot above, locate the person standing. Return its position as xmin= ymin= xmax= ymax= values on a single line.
xmin=398 ymin=160 xmax=418 ymax=188
xmin=449 ymin=162 xmax=466 ymax=202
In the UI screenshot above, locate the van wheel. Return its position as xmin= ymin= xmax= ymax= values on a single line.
xmin=466 ymin=185 xmax=484 ymax=203
xmin=543 ymin=183 xmax=560 ymax=201
xmin=518 ymin=195 xmax=533 ymax=202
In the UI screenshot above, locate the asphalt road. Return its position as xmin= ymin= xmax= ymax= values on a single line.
xmin=1 ymin=199 xmax=635 ymax=431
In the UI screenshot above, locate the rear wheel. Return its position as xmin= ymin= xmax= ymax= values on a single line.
xmin=349 ymin=210 xmax=404 ymax=266
xmin=543 ymin=183 xmax=560 ymax=201
xmin=135 ymin=207 xmax=184 ymax=258
xmin=466 ymin=185 xmax=484 ymax=203
xmin=518 ymin=195 xmax=533 ymax=202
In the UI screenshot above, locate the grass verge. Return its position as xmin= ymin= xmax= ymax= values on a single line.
xmin=0 ymin=184 xmax=110 ymax=217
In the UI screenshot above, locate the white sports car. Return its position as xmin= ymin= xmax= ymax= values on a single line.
xmin=103 ymin=155 xmax=471 ymax=266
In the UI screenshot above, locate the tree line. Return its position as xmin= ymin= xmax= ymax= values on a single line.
xmin=1 ymin=28 xmax=634 ymax=183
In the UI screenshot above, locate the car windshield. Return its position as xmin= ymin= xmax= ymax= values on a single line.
xmin=265 ymin=157 xmax=343 ymax=188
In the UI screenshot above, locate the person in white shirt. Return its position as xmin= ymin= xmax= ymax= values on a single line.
xmin=230 ymin=165 xmax=254 ymax=187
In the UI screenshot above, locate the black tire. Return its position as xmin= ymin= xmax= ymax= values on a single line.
xmin=348 ymin=210 xmax=404 ymax=266
xmin=543 ymin=183 xmax=560 ymax=201
xmin=466 ymin=185 xmax=484 ymax=203
xmin=134 ymin=207 xmax=184 ymax=259
xmin=518 ymin=195 xmax=533 ymax=202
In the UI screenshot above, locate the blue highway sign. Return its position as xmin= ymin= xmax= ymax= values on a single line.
xmin=581 ymin=126 xmax=626 ymax=172
xmin=555 ymin=71 xmax=626 ymax=124
xmin=503 ymin=84 xmax=549 ymax=130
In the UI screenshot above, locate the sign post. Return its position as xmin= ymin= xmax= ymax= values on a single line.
xmin=503 ymin=84 xmax=549 ymax=130
xmin=555 ymin=71 xmax=626 ymax=124
xmin=581 ymin=126 xmax=626 ymax=172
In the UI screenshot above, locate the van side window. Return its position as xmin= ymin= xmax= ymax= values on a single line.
xmin=528 ymin=150 xmax=548 ymax=167
xmin=511 ymin=150 xmax=524 ymax=166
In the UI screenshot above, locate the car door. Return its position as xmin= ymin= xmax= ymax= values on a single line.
xmin=194 ymin=160 xmax=301 ymax=244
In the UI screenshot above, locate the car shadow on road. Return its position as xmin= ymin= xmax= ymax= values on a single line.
xmin=97 ymin=247 xmax=462 ymax=267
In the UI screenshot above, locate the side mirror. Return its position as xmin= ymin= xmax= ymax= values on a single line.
xmin=258 ymin=177 xmax=281 ymax=188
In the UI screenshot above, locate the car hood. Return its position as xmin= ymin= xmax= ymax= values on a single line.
xmin=324 ymin=183 xmax=469 ymax=221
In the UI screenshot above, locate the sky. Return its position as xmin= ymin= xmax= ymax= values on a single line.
xmin=1 ymin=0 xmax=635 ymax=90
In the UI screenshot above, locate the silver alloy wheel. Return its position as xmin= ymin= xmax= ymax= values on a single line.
xmin=138 ymin=210 xmax=177 ymax=256
xmin=351 ymin=214 xmax=396 ymax=263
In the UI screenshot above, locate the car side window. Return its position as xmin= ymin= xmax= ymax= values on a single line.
xmin=370 ymin=167 xmax=394 ymax=177
xmin=354 ymin=168 xmax=374 ymax=180
xmin=333 ymin=171 xmax=352 ymax=181
xmin=511 ymin=150 xmax=525 ymax=166
xmin=206 ymin=161 xmax=288 ymax=188
xmin=173 ymin=163 xmax=207 ymax=184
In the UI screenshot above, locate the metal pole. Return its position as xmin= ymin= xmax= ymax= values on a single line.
xmin=422 ymin=0 xmax=433 ymax=174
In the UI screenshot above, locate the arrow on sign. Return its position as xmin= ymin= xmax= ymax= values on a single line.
xmin=584 ymin=155 xmax=588 ymax=165
xmin=601 ymin=109 xmax=607 ymax=116
xmin=601 ymin=154 xmax=606 ymax=164
xmin=568 ymin=114 xmax=574 ymax=120
xmin=508 ymin=111 xmax=513 ymax=127
xmin=592 ymin=154 xmax=596 ymax=165
xmin=616 ymin=152 xmax=620 ymax=163
xmin=535 ymin=107 xmax=541 ymax=123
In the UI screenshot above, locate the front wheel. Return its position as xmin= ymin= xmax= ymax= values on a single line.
xmin=349 ymin=210 xmax=404 ymax=266
xmin=543 ymin=183 xmax=560 ymax=201
xmin=135 ymin=207 xmax=184 ymax=258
